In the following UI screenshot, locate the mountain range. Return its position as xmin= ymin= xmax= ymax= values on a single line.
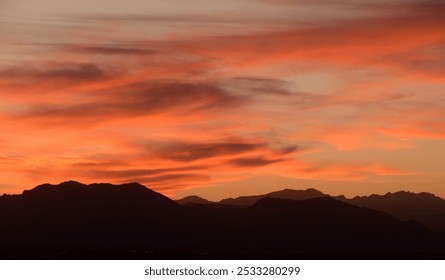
xmin=177 ymin=188 xmax=445 ymax=233
xmin=336 ymin=191 xmax=445 ymax=232
xmin=1 ymin=181 xmax=445 ymax=259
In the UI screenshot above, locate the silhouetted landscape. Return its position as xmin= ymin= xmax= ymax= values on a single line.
xmin=1 ymin=181 xmax=445 ymax=259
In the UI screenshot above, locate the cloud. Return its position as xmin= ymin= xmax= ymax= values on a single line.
xmin=378 ymin=121 xmax=445 ymax=140
xmin=66 ymin=45 xmax=155 ymax=56
xmin=1 ymin=63 xmax=106 ymax=82
xmin=1 ymin=0 xmax=443 ymax=198
xmin=15 ymin=81 xmax=245 ymax=124
xmin=222 ymin=77 xmax=295 ymax=96
xmin=258 ymin=0 xmax=445 ymax=11
xmin=154 ymin=1 xmax=444 ymax=79
xmin=290 ymin=162 xmax=413 ymax=181
xmin=0 ymin=63 xmax=114 ymax=97
xmin=54 ymin=139 xmax=302 ymax=191
xmin=229 ymin=156 xmax=284 ymax=167
xmin=84 ymin=166 xmax=206 ymax=179
xmin=152 ymin=141 xmax=266 ymax=162
xmin=389 ymin=44 xmax=445 ymax=79
xmin=119 ymin=173 xmax=210 ymax=188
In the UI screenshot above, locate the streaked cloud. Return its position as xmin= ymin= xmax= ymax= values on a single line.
xmin=0 ymin=0 xmax=444 ymax=199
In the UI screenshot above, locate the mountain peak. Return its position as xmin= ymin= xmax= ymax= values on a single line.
xmin=265 ymin=187 xmax=326 ymax=198
xmin=340 ymin=190 xmax=445 ymax=232
xmin=176 ymin=195 xmax=211 ymax=205
xmin=218 ymin=188 xmax=326 ymax=206
xmin=17 ymin=181 xmax=177 ymax=207
xmin=350 ymin=190 xmax=442 ymax=201
xmin=23 ymin=181 xmax=150 ymax=194
xmin=22 ymin=180 xmax=85 ymax=195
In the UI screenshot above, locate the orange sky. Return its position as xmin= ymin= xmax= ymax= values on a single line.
xmin=1 ymin=0 xmax=445 ymax=200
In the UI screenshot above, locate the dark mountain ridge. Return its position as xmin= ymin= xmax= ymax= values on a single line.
xmin=1 ymin=180 xmax=179 ymax=214
xmin=176 ymin=195 xmax=212 ymax=205
xmin=1 ymin=181 xmax=444 ymax=259
xmin=335 ymin=191 xmax=445 ymax=232
xmin=180 ymin=188 xmax=445 ymax=233
xmin=218 ymin=188 xmax=326 ymax=205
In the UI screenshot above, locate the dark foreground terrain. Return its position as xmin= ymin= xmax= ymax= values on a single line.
xmin=1 ymin=181 xmax=445 ymax=259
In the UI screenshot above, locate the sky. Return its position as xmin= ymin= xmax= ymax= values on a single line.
xmin=1 ymin=0 xmax=444 ymax=200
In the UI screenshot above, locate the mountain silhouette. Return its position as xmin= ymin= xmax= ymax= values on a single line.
xmin=336 ymin=191 xmax=445 ymax=232
xmin=0 ymin=181 xmax=182 ymax=250
xmin=176 ymin=195 xmax=212 ymax=205
xmin=197 ymin=187 xmax=445 ymax=233
xmin=241 ymin=197 xmax=432 ymax=250
xmin=218 ymin=188 xmax=325 ymax=205
xmin=7 ymin=180 xmax=179 ymax=213
xmin=0 ymin=181 xmax=444 ymax=259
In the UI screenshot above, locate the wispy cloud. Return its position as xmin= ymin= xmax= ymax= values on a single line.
xmin=0 ymin=0 xmax=444 ymax=198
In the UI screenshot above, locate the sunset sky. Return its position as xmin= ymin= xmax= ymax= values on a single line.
xmin=1 ymin=0 xmax=444 ymax=200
